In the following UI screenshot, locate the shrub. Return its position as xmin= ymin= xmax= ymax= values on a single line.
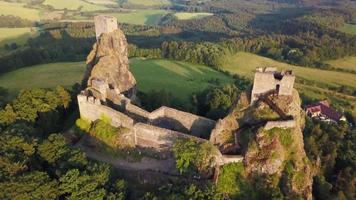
xmin=75 ymin=118 xmax=91 ymax=133
xmin=173 ymin=138 xmax=217 ymax=174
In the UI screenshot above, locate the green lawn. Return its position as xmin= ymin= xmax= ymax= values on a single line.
xmin=43 ymin=0 xmax=110 ymax=11
xmin=174 ymin=12 xmax=213 ymax=20
xmin=108 ymin=10 xmax=169 ymax=25
xmin=338 ymin=24 xmax=356 ymax=35
xmin=325 ymin=56 xmax=356 ymax=71
xmin=0 ymin=1 xmax=40 ymax=20
xmin=0 ymin=59 xmax=233 ymax=101
xmin=222 ymin=52 xmax=356 ymax=89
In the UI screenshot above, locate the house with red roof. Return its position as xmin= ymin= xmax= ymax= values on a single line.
xmin=305 ymin=100 xmax=346 ymax=123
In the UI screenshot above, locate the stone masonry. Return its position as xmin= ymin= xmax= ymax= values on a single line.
xmin=251 ymin=67 xmax=295 ymax=104
xmin=94 ymin=15 xmax=118 ymax=40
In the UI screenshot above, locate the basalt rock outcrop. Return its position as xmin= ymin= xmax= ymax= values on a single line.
xmin=83 ymin=29 xmax=136 ymax=97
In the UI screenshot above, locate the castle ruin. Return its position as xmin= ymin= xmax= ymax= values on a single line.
xmin=251 ymin=67 xmax=295 ymax=104
xmin=77 ymin=16 xmax=298 ymax=172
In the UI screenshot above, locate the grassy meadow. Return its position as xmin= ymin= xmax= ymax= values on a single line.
xmin=325 ymin=56 xmax=356 ymax=71
xmin=86 ymin=0 xmax=117 ymax=5
xmin=0 ymin=59 xmax=233 ymax=101
xmin=222 ymin=52 xmax=356 ymax=89
xmin=0 ymin=27 xmax=38 ymax=52
xmin=130 ymin=58 xmax=234 ymax=101
xmin=0 ymin=1 xmax=40 ymax=20
xmin=174 ymin=12 xmax=213 ymax=20
xmin=0 ymin=62 xmax=86 ymax=99
xmin=43 ymin=0 xmax=110 ymax=11
xmin=338 ymin=24 xmax=356 ymax=35
xmin=125 ymin=0 xmax=171 ymax=6
xmin=108 ymin=10 xmax=169 ymax=25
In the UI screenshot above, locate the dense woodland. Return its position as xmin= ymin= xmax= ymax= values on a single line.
xmin=0 ymin=0 xmax=356 ymax=199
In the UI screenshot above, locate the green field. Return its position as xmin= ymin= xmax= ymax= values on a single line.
xmin=125 ymin=0 xmax=171 ymax=6
xmin=0 ymin=59 xmax=233 ymax=101
xmin=0 ymin=1 xmax=40 ymax=20
xmin=0 ymin=62 xmax=86 ymax=98
xmin=0 ymin=28 xmax=37 ymax=42
xmin=108 ymin=10 xmax=169 ymax=25
xmin=174 ymin=12 xmax=213 ymax=20
xmin=325 ymin=56 xmax=356 ymax=71
xmin=222 ymin=52 xmax=356 ymax=89
xmin=0 ymin=27 xmax=38 ymax=53
xmin=130 ymin=58 xmax=234 ymax=101
xmin=43 ymin=0 xmax=110 ymax=11
xmin=86 ymin=0 xmax=117 ymax=5
xmin=338 ymin=24 xmax=356 ymax=35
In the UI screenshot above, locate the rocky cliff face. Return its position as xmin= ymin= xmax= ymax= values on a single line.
xmin=83 ymin=29 xmax=136 ymax=97
xmin=211 ymin=90 xmax=313 ymax=199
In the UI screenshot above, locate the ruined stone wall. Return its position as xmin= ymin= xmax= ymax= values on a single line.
xmin=126 ymin=103 xmax=150 ymax=122
xmin=264 ymin=120 xmax=296 ymax=130
xmin=148 ymin=106 xmax=216 ymax=138
xmin=219 ymin=155 xmax=244 ymax=165
xmin=251 ymin=69 xmax=295 ymax=104
xmin=133 ymin=123 xmax=207 ymax=151
xmin=94 ymin=15 xmax=118 ymax=40
xmin=279 ymin=75 xmax=295 ymax=96
xmin=77 ymin=94 xmax=134 ymax=128
xmin=251 ymin=72 xmax=276 ymax=103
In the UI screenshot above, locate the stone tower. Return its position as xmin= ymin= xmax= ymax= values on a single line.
xmin=83 ymin=15 xmax=137 ymax=103
xmin=94 ymin=15 xmax=118 ymax=40
xmin=251 ymin=67 xmax=295 ymax=104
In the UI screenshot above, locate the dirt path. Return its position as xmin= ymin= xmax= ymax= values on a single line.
xmin=78 ymin=143 xmax=177 ymax=174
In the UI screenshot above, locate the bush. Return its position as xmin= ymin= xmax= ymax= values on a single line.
xmin=75 ymin=118 xmax=91 ymax=133
xmin=173 ymin=138 xmax=217 ymax=174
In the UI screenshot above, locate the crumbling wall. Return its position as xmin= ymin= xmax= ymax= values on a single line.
xmin=219 ymin=155 xmax=244 ymax=165
xmin=279 ymin=75 xmax=295 ymax=96
xmin=251 ymin=68 xmax=295 ymax=104
xmin=251 ymin=71 xmax=276 ymax=101
xmin=264 ymin=120 xmax=296 ymax=130
xmin=148 ymin=106 xmax=216 ymax=138
xmin=133 ymin=123 xmax=207 ymax=151
xmin=94 ymin=15 xmax=118 ymax=40
xmin=78 ymin=94 xmax=134 ymax=128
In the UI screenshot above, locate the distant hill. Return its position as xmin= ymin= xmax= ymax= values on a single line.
xmin=268 ymin=0 xmax=354 ymax=6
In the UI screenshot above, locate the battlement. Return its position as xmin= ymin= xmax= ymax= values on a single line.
xmin=94 ymin=15 xmax=118 ymax=40
xmin=78 ymin=92 xmax=102 ymax=105
xmin=251 ymin=67 xmax=295 ymax=104
xmin=77 ymin=93 xmax=134 ymax=128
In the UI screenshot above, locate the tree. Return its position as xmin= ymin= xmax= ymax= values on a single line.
xmin=0 ymin=125 xmax=36 ymax=177
xmin=12 ymin=89 xmax=61 ymax=122
xmin=38 ymin=134 xmax=87 ymax=173
xmin=194 ymin=84 xmax=238 ymax=120
xmin=59 ymin=163 xmax=111 ymax=200
xmin=0 ymin=171 xmax=58 ymax=200
xmin=56 ymin=85 xmax=71 ymax=109
xmin=0 ymin=104 xmax=16 ymax=125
